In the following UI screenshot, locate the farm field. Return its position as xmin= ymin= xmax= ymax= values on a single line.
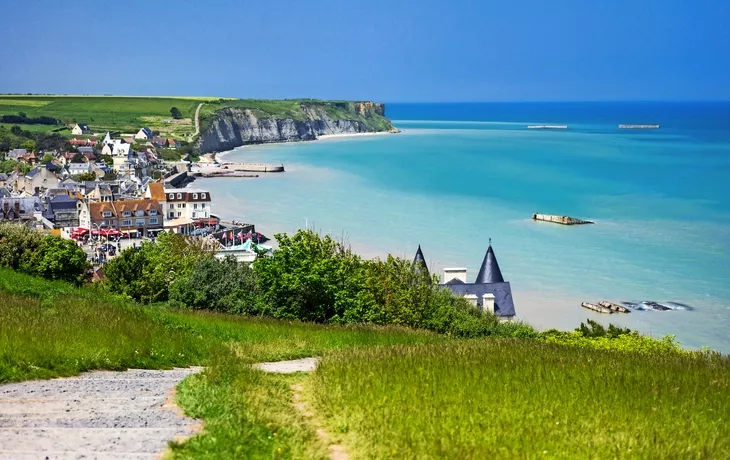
xmin=0 ymin=95 xmax=218 ymax=136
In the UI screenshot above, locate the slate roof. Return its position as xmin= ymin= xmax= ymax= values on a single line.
xmin=7 ymin=149 xmax=27 ymax=159
xmin=421 ymin=242 xmax=516 ymax=317
xmin=0 ymin=173 xmax=8 ymax=182
xmin=413 ymin=245 xmax=429 ymax=277
xmin=43 ymin=162 xmax=60 ymax=173
xmin=475 ymin=244 xmax=504 ymax=284
xmin=138 ymin=127 xmax=153 ymax=138
xmin=25 ymin=168 xmax=40 ymax=179
xmin=49 ymin=194 xmax=78 ymax=211
xmin=445 ymin=281 xmax=516 ymax=317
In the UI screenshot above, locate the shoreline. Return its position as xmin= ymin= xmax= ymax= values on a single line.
xmin=212 ymin=130 xmax=399 ymax=163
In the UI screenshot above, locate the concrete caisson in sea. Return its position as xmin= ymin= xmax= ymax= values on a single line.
xmin=532 ymin=213 xmax=594 ymax=225
xmin=618 ymin=124 xmax=660 ymax=129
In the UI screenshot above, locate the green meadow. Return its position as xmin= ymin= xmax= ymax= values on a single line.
xmin=1 ymin=267 xmax=728 ymax=458
xmin=0 ymin=95 xmax=213 ymax=135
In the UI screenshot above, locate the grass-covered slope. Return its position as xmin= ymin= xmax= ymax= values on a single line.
xmin=312 ymin=341 xmax=730 ymax=458
xmin=0 ymin=95 xmax=214 ymax=136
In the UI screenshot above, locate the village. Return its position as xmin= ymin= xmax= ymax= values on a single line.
xmin=0 ymin=123 xmax=270 ymax=273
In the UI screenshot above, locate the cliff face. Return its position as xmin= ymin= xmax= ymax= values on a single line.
xmin=197 ymin=101 xmax=394 ymax=154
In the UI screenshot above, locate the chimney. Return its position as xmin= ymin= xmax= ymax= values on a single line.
xmin=443 ymin=267 xmax=467 ymax=283
xmin=464 ymin=294 xmax=478 ymax=306
xmin=482 ymin=293 xmax=495 ymax=314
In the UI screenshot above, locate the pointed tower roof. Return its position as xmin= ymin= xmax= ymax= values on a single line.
xmin=475 ymin=240 xmax=504 ymax=284
xmin=414 ymin=245 xmax=429 ymax=277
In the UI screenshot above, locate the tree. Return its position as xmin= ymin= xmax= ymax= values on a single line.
xmin=170 ymin=107 xmax=182 ymax=119
xmin=99 ymin=154 xmax=113 ymax=165
xmin=71 ymin=153 xmax=85 ymax=163
xmin=20 ymin=140 xmax=36 ymax=152
xmin=170 ymin=256 xmax=258 ymax=313
xmin=254 ymin=230 xmax=367 ymax=322
xmin=104 ymin=232 xmax=211 ymax=303
xmin=27 ymin=236 xmax=90 ymax=284
xmin=41 ymin=153 xmax=54 ymax=163
xmin=75 ymin=172 xmax=97 ymax=182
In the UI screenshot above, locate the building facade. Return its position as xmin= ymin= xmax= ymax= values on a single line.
xmin=79 ymin=199 xmax=163 ymax=237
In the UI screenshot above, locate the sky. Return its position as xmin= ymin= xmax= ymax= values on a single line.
xmin=1 ymin=0 xmax=728 ymax=101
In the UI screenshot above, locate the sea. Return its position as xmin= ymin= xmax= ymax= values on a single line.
xmin=195 ymin=101 xmax=730 ymax=353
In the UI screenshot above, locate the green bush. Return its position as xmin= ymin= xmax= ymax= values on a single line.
xmin=170 ymin=256 xmax=259 ymax=314
xmin=104 ymin=232 xmax=210 ymax=303
xmin=254 ymin=230 xmax=536 ymax=338
xmin=0 ymin=223 xmax=45 ymax=271
xmin=0 ymin=223 xmax=88 ymax=284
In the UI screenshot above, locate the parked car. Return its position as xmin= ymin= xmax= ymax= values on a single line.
xmin=99 ymin=244 xmax=117 ymax=256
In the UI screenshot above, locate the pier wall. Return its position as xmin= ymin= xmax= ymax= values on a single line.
xmin=223 ymin=163 xmax=285 ymax=173
xmin=532 ymin=214 xmax=594 ymax=225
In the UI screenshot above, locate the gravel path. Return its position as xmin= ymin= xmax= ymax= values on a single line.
xmin=254 ymin=358 xmax=320 ymax=374
xmin=0 ymin=368 xmax=202 ymax=460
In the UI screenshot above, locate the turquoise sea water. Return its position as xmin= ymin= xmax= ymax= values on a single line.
xmin=197 ymin=102 xmax=730 ymax=352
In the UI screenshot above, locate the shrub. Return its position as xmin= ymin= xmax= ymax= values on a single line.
xmin=104 ymin=232 xmax=210 ymax=303
xmin=254 ymin=229 xmax=538 ymax=338
xmin=26 ymin=236 xmax=89 ymax=284
xmin=0 ymin=223 xmax=45 ymax=271
xmin=0 ymin=224 xmax=88 ymax=284
xmin=170 ymin=256 xmax=259 ymax=314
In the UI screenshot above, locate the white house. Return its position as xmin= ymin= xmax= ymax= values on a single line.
xmin=71 ymin=123 xmax=92 ymax=135
xmin=144 ymin=182 xmax=213 ymax=232
xmin=135 ymin=127 xmax=154 ymax=140
xmin=67 ymin=163 xmax=92 ymax=176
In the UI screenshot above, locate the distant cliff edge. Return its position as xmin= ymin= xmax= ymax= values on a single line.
xmin=197 ymin=100 xmax=397 ymax=154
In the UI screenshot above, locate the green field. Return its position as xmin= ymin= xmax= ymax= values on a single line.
xmin=312 ymin=342 xmax=730 ymax=458
xmin=2 ymin=267 xmax=729 ymax=458
xmin=0 ymin=95 xmax=215 ymax=136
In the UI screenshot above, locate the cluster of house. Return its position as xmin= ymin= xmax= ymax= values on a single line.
xmin=0 ymin=128 xmax=211 ymax=237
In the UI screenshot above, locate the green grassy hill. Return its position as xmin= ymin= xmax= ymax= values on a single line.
xmin=0 ymin=95 xmax=215 ymax=138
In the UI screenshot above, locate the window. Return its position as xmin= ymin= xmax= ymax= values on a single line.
xmin=102 ymin=211 xmax=112 ymax=218
xmin=122 ymin=211 xmax=131 ymax=217
xmin=149 ymin=210 xmax=157 ymax=216
xmin=201 ymin=203 xmax=205 ymax=208
xmin=122 ymin=219 xmax=132 ymax=226
xmin=136 ymin=218 xmax=145 ymax=226
xmin=193 ymin=204 xmax=198 ymax=209
xmin=168 ymin=193 xmax=174 ymax=200
xmin=149 ymin=217 xmax=158 ymax=224
xmin=193 ymin=193 xmax=198 ymax=199
xmin=201 ymin=193 xmax=206 ymax=199
xmin=177 ymin=193 xmax=182 ymax=199
xmin=192 ymin=212 xmax=197 ymax=218
xmin=135 ymin=210 xmax=144 ymax=217
xmin=177 ymin=212 xmax=181 ymax=217
xmin=177 ymin=203 xmax=183 ymax=209
xmin=168 ymin=212 xmax=175 ymax=219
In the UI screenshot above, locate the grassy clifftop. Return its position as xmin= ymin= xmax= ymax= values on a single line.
xmin=0 ymin=95 xmax=216 ymax=137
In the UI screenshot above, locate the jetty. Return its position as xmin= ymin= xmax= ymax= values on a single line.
xmin=532 ymin=214 xmax=594 ymax=225
xmin=581 ymin=302 xmax=612 ymax=314
xmin=195 ymin=171 xmax=259 ymax=178
xmin=618 ymin=124 xmax=660 ymax=129
xmin=598 ymin=300 xmax=630 ymax=313
xmin=527 ymin=125 xmax=568 ymax=129
xmin=220 ymin=163 xmax=284 ymax=173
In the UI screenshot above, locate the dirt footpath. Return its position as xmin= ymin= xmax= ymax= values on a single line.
xmin=0 ymin=368 xmax=202 ymax=460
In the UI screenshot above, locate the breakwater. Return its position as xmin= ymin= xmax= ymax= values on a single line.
xmin=618 ymin=124 xmax=660 ymax=129
xmin=222 ymin=163 xmax=285 ymax=173
xmin=532 ymin=214 xmax=594 ymax=225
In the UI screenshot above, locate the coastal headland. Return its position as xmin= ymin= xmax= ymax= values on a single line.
xmin=196 ymin=99 xmax=397 ymax=154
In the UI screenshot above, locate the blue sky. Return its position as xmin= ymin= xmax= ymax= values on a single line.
xmin=2 ymin=0 xmax=728 ymax=101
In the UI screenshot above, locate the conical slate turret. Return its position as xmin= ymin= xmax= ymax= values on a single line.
xmin=475 ymin=242 xmax=504 ymax=284
xmin=414 ymin=245 xmax=429 ymax=277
